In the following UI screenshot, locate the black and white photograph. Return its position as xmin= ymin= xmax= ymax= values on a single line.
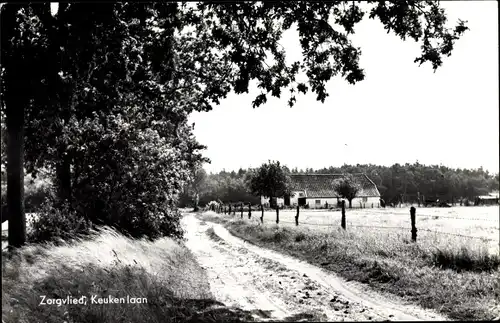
xmin=1 ymin=1 xmax=499 ymax=322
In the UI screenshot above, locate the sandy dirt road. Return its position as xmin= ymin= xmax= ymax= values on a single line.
xmin=182 ymin=214 xmax=448 ymax=322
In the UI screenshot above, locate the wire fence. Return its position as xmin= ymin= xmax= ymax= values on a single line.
xmin=209 ymin=205 xmax=500 ymax=243
xmin=279 ymin=221 xmax=499 ymax=242
xmin=417 ymin=214 xmax=499 ymax=223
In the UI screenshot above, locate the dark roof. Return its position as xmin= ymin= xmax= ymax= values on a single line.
xmin=290 ymin=174 xmax=380 ymax=198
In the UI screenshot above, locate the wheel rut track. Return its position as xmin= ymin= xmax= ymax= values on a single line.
xmin=182 ymin=214 xmax=447 ymax=322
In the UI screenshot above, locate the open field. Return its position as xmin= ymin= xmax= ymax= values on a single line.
xmin=199 ymin=206 xmax=500 ymax=321
xmin=230 ymin=206 xmax=500 ymax=255
xmin=2 ymin=226 xmax=255 ymax=323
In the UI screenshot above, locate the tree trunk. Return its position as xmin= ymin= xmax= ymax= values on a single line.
xmin=348 ymin=199 xmax=352 ymax=209
xmin=193 ymin=193 xmax=199 ymax=211
xmin=6 ymin=97 xmax=27 ymax=248
xmin=341 ymin=201 xmax=346 ymax=229
xmin=3 ymin=3 xmax=29 ymax=247
xmin=55 ymin=154 xmax=72 ymax=205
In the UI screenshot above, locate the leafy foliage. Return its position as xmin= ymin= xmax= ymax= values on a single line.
xmin=247 ymin=161 xmax=292 ymax=204
xmin=196 ymin=1 xmax=468 ymax=107
xmin=180 ymin=169 xmax=261 ymax=207
xmin=1 ymin=2 xmax=469 ymax=244
xmin=28 ymin=200 xmax=92 ymax=244
xmin=332 ymin=174 xmax=361 ymax=208
xmin=67 ymin=112 xmax=189 ymax=239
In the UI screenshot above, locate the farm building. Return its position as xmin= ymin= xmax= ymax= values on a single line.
xmin=261 ymin=174 xmax=381 ymax=209
xmin=477 ymin=191 xmax=499 ymax=205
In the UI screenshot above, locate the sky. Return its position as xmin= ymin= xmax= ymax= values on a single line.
xmin=189 ymin=2 xmax=498 ymax=175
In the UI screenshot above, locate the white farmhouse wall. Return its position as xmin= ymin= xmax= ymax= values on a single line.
xmin=351 ymin=196 xmax=380 ymax=208
xmin=262 ymin=195 xmax=381 ymax=208
xmin=304 ymin=197 xmax=339 ymax=209
xmin=289 ymin=191 xmax=303 ymax=206
xmin=260 ymin=196 xmax=284 ymax=207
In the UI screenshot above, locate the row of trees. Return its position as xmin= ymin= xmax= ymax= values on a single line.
xmin=1 ymin=2 xmax=468 ymax=247
xmin=182 ymin=162 xmax=499 ymax=208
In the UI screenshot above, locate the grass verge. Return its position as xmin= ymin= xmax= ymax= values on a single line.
xmin=198 ymin=212 xmax=500 ymax=321
xmin=1 ymin=226 xmax=255 ymax=323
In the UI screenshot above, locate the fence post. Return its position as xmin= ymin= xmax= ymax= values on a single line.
xmin=371 ymin=203 xmax=373 ymax=208
xmin=276 ymin=204 xmax=279 ymax=224
xmin=260 ymin=204 xmax=264 ymax=224
xmin=240 ymin=203 xmax=243 ymax=219
xmin=295 ymin=205 xmax=299 ymax=226
xmin=410 ymin=206 xmax=417 ymax=242
xmin=228 ymin=205 xmax=232 ymax=215
xmin=233 ymin=205 xmax=236 ymax=216
xmin=341 ymin=200 xmax=346 ymax=230
xmin=248 ymin=202 xmax=252 ymax=219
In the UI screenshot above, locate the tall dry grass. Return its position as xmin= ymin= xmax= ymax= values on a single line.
xmin=199 ymin=212 xmax=500 ymax=321
xmin=1 ymin=226 xmax=254 ymax=323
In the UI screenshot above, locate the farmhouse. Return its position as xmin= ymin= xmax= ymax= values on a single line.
xmin=261 ymin=174 xmax=381 ymax=209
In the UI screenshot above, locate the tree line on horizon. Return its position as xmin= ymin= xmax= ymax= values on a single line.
xmin=181 ymin=162 xmax=499 ymax=207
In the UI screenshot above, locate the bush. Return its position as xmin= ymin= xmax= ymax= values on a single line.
xmin=66 ymin=114 xmax=190 ymax=241
xmin=28 ymin=200 xmax=93 ymax=244
xmin=1 ymin=176 xmax=53 ymax=217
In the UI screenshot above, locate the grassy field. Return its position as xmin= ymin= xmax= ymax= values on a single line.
xmin=232 ymin=206 xmax=500 ymax=255
xmin=199 ymin=206 xmax=500 ymax=321
xmin=1 ymin=226 xmax=255 ymax=323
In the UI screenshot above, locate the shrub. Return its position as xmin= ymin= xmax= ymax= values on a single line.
xmin=28 ymin=200 xmax=93 ymax=244
xmin=430 ymin=246 xmax=500 ymax=273
xmin=295 ymin=232 xmax=306 ymax=242
xmin=1 ymin=175 xmax=53 ymax=217
xmin=66 ymin=114 xmax=190 ymax=241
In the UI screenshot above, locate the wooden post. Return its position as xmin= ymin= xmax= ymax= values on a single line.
xmin=260 ymin=204 xmax=264 ymax=224
xmin=341 ymin=200 xmax=346 ymax=230
xmin=410 ymin=207 xmax=417 ymax=242
xmin=228 ymin=205 xmax=232 ymax=215
xmin=233 ymin=205 xmax=236 ymax=216
xmin=295 ymin=205 xmax=299 ymax=226
xmin=240 ymin=203 xmax=243 ymax=219
xmin=276 ymin=204 xmax=279 ymax=224
xmin=371 ymin=203 xmax=373 ymax=208
xmin=248 ymin=202 xmax=252 ymax=219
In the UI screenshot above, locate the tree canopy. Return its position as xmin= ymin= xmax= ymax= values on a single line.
xmin=0 ymin=2 xmax=469 ymax=246
xmin=247 ymin=161 xmax=292 ymax=206
xmin=332 ymin=174 xmax=361 ymax=208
